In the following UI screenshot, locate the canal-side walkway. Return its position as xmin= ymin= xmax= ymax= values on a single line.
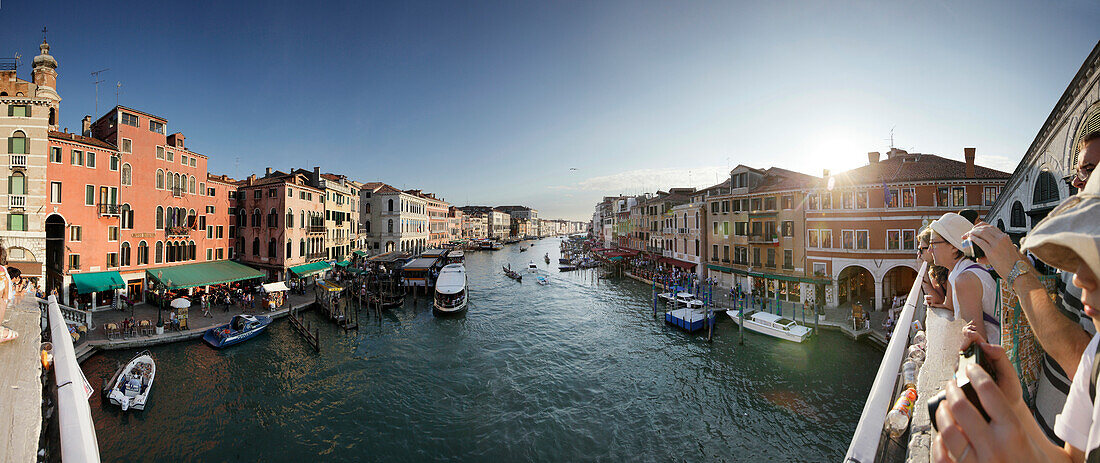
xmin=624 ymin=271 xmax=890 ymax=345
xmin=80 ymin=292 xmax=317 ymax=354
xmin=0 ymin=296 xmax=43 ymax=463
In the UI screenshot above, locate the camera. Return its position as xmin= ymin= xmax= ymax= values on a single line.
xmin=928 ymin=342 xmax=997 ymax=430
xmin=960 ymin=237 xmax=985 ymax=260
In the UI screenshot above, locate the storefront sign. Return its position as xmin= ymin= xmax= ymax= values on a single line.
xmin=132 ymin=233 xmax=156 ymax=238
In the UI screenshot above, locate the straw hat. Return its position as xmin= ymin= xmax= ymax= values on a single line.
xmin=1021 ymin=172 xmax=1100 ymax=280
xmin=928 ymin=212 xmax=972 ymax=251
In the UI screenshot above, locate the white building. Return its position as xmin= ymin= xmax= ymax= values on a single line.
xmin=359 ymin=182 xmax=429 ymax=254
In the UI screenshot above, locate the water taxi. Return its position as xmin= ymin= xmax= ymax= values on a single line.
xmin=203 ymin=314 xmax=273 ymax=348
xmin=433 ymin=263 xmax=468 ymax=315
xmin=726 ymin=310 xmax=812 ymax=343
xmin=105 ymin=350 xmax=156 ymax=411
xmin=527 ymin=261 xmax=538 ymax=272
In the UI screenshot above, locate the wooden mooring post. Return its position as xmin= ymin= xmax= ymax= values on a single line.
xmin=288 ymin=307 xmax=320 ymax=352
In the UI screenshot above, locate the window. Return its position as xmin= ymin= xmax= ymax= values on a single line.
xmin=903 ymin=230 xmax=916 ymax=250
xmin=84 ymin=185 xmax=94 ymax=206
xmin=121 ymin=163 xmax=132 ymax=186
xmin=156 ymin=206 xmax=164 ymax=229
xmin=70 ymin=225 xmax=82 ymax=242
xmin=189 ymin=176 xmax=196 ymax=194
xmin=821 ymin=230 xmax=832 ymax=248
xmin=252 ymin=238 xmax=260 ymax=256
xmin=766 ymin=249 xmax=775 ymax=267
xmin=156 ymin=146 xmax=164 ymax=159
xmin=711 ymin=244 xmax=718 ymax=261
xmin=8 ymin=104 xmax=29 ymax=117
xmin=856 ymin=191 xmax=868 ymax=208
xmin=216 ymin=226 xmax=223 ymax=239
xmin=813 ymin=262 xmax=827 ymax=275
xmin=842 ymin=230 xmax=854 ymax=249
xmin=1033 ymin=172 xmax=1059 ymax=204
xmin=781 ymin=195 xmax=793 ymax=210
xmin=842 ymin=191 xmax=853 ymax=209
xmin=50 ymin=147 xmax=62 ymax=163
xmin=155 ymin=241 xmax=164 ymax=263
xmin=71 ymin=149 xmax=83 ymax=166
xmin=68 ymin=254 xmax=81 ymax=270
xmin=808 ymin=229 xmax=819 ymax=248
xmin=121 ymin=112 xmax=139 ymax=126
xmin=106 ymin=252 xmax=118 ymax=268
xmin=181 ymin=154 xmax=188 ymax=165
xmin=190 ymin=158 xmax=196 ymax=167
xmin=886 ymin=188 xmax=899 ymax=208
xmin=7 ymin=213 xmax=25 ymax=231
xmin=902 ymin=188 xmax=915 ymax=208
xmin=1010 ymin=201 xmax=1026 ymax=228
xmin=764 ymin=197 xmax=776 ymax=211
xmin=937 ymin=187 xmax=950 ymax=207
xmin=120 ymin=242 xmax=131 ymax=266
xmin=753 ymin=248 xmax=761 ymax=265
xmin=287 ymin=209 xmax=294 ymax=228
xmin=820 ymin=193 xmax=832 ymax=209
xmin=951 ymin=186 xmax=965 ymax=207
xmin=147 ymin=119 xmax=165 ymax=134
xmin=216 ymin=248 xmax=224 ymax=260
xmin=887 ymin=230 xmax=901 ymax=250
xmin=751 ymin=198 xmax=761 ymax=211
xmin=288 ymin=188 xmax=294 ymax=197
xmin=8 ymin=172 xmax=24 ymax=195
xmin=268 ymin=238 xmax=276 ymax=258
xmin=783 ymin=250 xmax=793 ymax=269
xmin=137 ymin=241 xmax=148 ymax=265
xmin=722 ymin=221 xmax=729 ymax=236
xmin=856 ymin=230 xmax=869 ymax=249
xmin=207 ymin=248 xmax=213 ymax=261
xmin=721 ymin=201 xmax=730 ymax=213
xmin=48 ymin=182 xmax=61 ymax=204
xmin=781 ymin=221 xmax=793 ymax=237
xmin=86 ymin=152 xmax=96 ymax=168
xmin=121 ymin=138 xmax=132 ymax=153
xmin=300 ymin=239 xmax=306 ymax=257
xmin=120 ymin=204 xmax=133 ymax=229
xmin=108 ymin=226 xmax=119 ymax=241
xmin=166 ymin=150 xmax=174 ymax=162
xmin=984 ymin=186 xmax=999 ymax=206
xmin=735 ymin=222 xmax=746 ymax=236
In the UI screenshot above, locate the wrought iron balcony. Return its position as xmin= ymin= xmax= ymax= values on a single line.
xmin=166 ymin=225 xmax=191 ymax=237
xmin=309 ymin=225 xmax=325 ymax=234
xmin=748 ymin=234 xmax=779 ymax=244
xmin=98 ymin=203 xmax=120 ymax=216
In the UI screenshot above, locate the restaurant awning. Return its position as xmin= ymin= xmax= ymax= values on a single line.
xmin=261 ymin=282 xmax=290 ymax=293
xmin=353 ymin=251 xmax=369 ymax=258
xmin=146 ymin=261 xmax=266 ymax=290
xmin=289 ymin=261 xmax=331 ymax=277
xmin=335 ymin=260 xmax=351 ymax=268
xmin=658 ymin=256 xmax=697 ymax=270
xmin=71 ymin=271 xmax=125 ymax=294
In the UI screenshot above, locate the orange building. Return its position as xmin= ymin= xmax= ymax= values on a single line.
xmin=233 ymin=169 xmax=327 ymax=281
xmin=805 ymin=148 xmax=1009 ymax=309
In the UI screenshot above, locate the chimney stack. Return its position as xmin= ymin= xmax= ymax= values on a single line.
xmin=868 ymin=151 xmax=880 ymax=164
xmin=964 ymin=148 xmax=976 ymax=178
xmin=81 ymin=116 xmax=91 ymax=137
xmin=822 ymin=169 xmax=830 ymax=178
xmin=247 ymin=174 xmax=256 ymax=185
xmin=265 ymin=167 xmax=272 ymax=177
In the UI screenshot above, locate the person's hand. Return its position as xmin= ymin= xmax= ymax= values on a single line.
xmin=960 ymin=323 xmax=986 ymax=350
xmin=932 ymin=342 xmax=1037 ymax=462
xmin=964 ymin=222 xmax=1027 ymax=278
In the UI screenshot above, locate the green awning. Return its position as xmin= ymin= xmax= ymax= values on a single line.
xmin=706 ymin=264 xmax=830 ymax=284
xmin=353 ymin=251 xmax=368 ymax=257
xmin=71 ymin=271 xmax=125 ymax=294
xmin=289 ymin=261 xmax=331 ymax=277
xmin=146 ymin=261 xmax=266 ymax=290
xmin=335 ymin=260 xmax=350 ymax=268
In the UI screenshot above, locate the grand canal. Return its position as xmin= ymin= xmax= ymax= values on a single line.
xmin=82 ymin=238 xmax=882 ymax=461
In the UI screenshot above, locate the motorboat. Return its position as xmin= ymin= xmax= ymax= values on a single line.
xmin=433 ymin=264 xmax=468 ymax=315
xmin=726 ymin=310 xmax=813 ymax=343
xmin=558 ymin=265 xmax=577 ymax=272
xmin=105 ymin=350 xmax=155 ymax=411
xmin=203 ymin=314 xmax=273 ymax=348
xmin=527 ymin=262 xmax=538 ymax=272
xmin=491 ymin=242 xmax=503 ymax=250
xmin=536 ymin=274 xmax=550 ymax=285
xmin=674 ymin=292 xmax=705 ymax=309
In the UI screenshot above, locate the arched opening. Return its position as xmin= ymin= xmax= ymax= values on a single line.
xmin=837 ymin=265 xmax=875 ymax=307
xmin=121 ymin=242 xmax=131 ymax=267
xmin=882 ymin=266 xmax=918 ymax=306
xmin=1010 ymin=201 xmax=1026 ymax=228
xmin=156 ymin=169 xmax=164 ymax=189
xmin=138 ymin=241 xmax=148 ymax=265
xmin=1033 ymin=171 xmax=1060 ymax=205
xmin=388 ymin=199 xmax=394 ymax=212
xmin=49 ymin=108 xmax=55 ymax=126
xmin=122 ymin=163 xmax=132 ymax=186
xmin=8 ymin=171 xmax=25 ymax=195
xmin=268 ymin=238 xmax=276 ymax=258
xmin=45 ymin=214 xmax=66 ymax=295
xmin=155 ymin=241 xmax=163 ymax=264
xmin=9 ymin=130 xmax=27 ymax=154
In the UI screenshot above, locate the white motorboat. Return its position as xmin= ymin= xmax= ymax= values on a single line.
xmin=106 ymin=350 xmax=156 ymax=411
xmin=674 ymin=292 xmax=705 ymax=308
xmin=726 ymin=310 xmax=812 ymax=343
xmin=434 ymin=263 xmax=468 ymax=315
xmin=527 ymin=261 xmax=538 ymax=273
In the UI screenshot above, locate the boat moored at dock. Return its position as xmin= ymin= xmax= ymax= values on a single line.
xmin=202 ymin=314 xmax=273 ymax=349
xmin=433 ymin=264 xmax=468 ymax=315
xmin=726 ymin=310 xmax=812 ymax=343
xmin=105 ymin=350 xmax=156 ymax=411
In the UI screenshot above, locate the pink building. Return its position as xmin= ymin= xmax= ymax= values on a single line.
xmin=233 ymin=170 xmax=327 ymax=281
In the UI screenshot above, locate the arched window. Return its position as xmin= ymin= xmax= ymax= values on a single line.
xmin=174 ymin=173 xmax=181 ymax=190
xmin=252 ymin=237 xmax=260 ymax=256
xmin=269 ymin=208 xmax=278 ymax=228
xmin=8 ymin=171 xmax=25 ymax=195
xmin=1033 ymin=171 xmax=1060 ymax=205
xmin=388 ymin=199 xmax=394 ymax=211
xmin=120 ymin=204 xmax=133 ymax=229
xmin=137 ymin=241 xmax=148 ymax=265
xmin=49 ymin=108 xmax=55 ymax=126
xmin=189 ymin=241 xmax=196 ymax=260
xmin=364 ymin=221 xmax=370 ymax=233
xmin=287 ymin=208 xmax=294 ymax=228
xmin=8 ymin=131 xmax=27 ymax=154
xmin=388 ymin=219 xmax=393 ymax=233
xmin=252 ymin=209 xmax=260 ymax=227
xmin=286 ymin=240 xmax=292 ymax=258
xmin=187 ymin=209 xmax=196 ymax=228
xmin=188 ymin=176 xmax=195 ymax=194
xmin=156 ymin=169 xmax=164 ymax=189
xmin=156 ymin=206 xmax=164 ymax=229
xmin=300 ymin=210 xmax=305 ymax=229
xmin=121 ymin=163 xmax=132 ymax=186
xmin=121 ymin=242 xmax=131 ymax=266
xmin=1010 ymin=201 xmax=1026 ymax=228
xmin=997 ymin=219 xmax=1005 ymax=231
xmin=268 ymin=238 xmax=276 ymax=258
xmin=155 ymin=241 xmax=163 ymax=264
xmin=300 ymin=239 xmax=305 ymax=257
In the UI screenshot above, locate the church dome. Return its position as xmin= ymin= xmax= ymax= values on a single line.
xmin=33 ymin=40 xmax=57 ymax=70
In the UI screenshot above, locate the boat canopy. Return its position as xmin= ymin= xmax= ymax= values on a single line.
xmin=403 ymin=257 xmax=438 ymax=272
xmin=316 ymin=280 xmax=343 ymax=292
xmin=435 ymin=264 xmax=466 ymax=295
xmin=421 ymin=249 xmax=447 ymax=258
xmin=147 ymin=261 xmax=265 ymax=290
xmin=71 ymin=271 xmax=125 ymax=294
xmin=289 ymin=261 xmax=331 ymax=277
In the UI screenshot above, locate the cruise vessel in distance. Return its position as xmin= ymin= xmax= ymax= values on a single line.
xmin=433 ymin=263 xmax=468 ymax=315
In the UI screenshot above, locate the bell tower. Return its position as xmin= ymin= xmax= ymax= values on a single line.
xmin=32 ymin=34 xmax=60 ymax=131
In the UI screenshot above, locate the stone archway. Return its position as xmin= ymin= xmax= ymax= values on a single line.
xmin=882 ymin=265 xmax=919 ymax=306
xmin=45 ymin=213 xmax=66 ymax=298
xmin=837 ymin=265 xmax=875 ymax=307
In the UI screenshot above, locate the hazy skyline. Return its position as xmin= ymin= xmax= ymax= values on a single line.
xmin=2 ymin=0 xmax=1098 ymax=220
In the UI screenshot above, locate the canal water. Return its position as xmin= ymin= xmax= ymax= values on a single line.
xmin=82 ymin=238 xmax=882 ymax=462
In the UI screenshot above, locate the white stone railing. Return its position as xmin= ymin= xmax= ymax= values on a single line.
xmin=8 ymin=194 xmax=26 ymax=208
xmin=45 ymin=295 xmax=101 ymax=462
xmin=40 ymin=298 xmax=94 ymax=330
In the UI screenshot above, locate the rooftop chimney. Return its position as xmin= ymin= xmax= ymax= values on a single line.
xmin=265 ymin=167 xmax=272 ymax=177
xmin=964 ymin=148 xmax=976 ymax=178
xmin=81 ymin=116 xmax=91 ymax=137
xmin=822 ymin=169 xmax=830 ymax=178
xmin=868 ymin=151 xmax=880 ymax=164
xmin=247 ymin=174 xmax=256 ymax=186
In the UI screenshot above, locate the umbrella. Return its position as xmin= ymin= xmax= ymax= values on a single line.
xmin=170 ymin=297 xmax=191 ymax=309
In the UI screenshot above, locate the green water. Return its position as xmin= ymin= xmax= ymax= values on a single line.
xmin=82 ymin=238 xmax=881 ymax=461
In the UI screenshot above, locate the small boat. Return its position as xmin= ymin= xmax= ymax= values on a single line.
xmin=105 ymin=350 xmax=155 ymax=411
xmin=559 ymin=258 xmax=572 ymax=264
xmin=519 ymin=247 xmax=527 ymax=252
xmin=433 ymin=263 xmax=468 ymax=315
xmin=674 ymin=292 xmax=705 ymax=309
xmin=544 ymin=254 xmax=550 ymax=264
xmin=503 ymin=265 xmax=523 ymax=282
xmin=491 ymin=242 xmax=503 ymax=250
xmin=536 ymin=274 xmax=550 ymax=285
xmin=527 ymin=262 xmax=538 ymax=272
xmin=726 ymin=310 xmax=813 ymax=343
xmin=203 ymin=314 xmax=273 ymax=349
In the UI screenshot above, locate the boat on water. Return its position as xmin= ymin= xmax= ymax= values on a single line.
xmin=203 ymin=314 xmax=273 ymax=349
xmin=656 ymin=291 xmax=704 ymax=308
xmin=544 ymin=253 xmax=550 ymax=264
xmin=105 ymin=350 xmax=156 ymax=411
xmin=726 ymin=310 xmax=813 ymax=343
xmin=527 ymin=261 xmax=538 ymax=272
xmin=558 ymin=265 xmax=577 ymax=272
xmin=536 ymin=274 xmax=550 ymax=285
xmin=558 ymin=258 xmax=572 ymax=264
xmin=503 ymin=265 xmax=523 ymax=282
xmin=519 ymin=247 xmax=528 ymax=252
xmin=433 ymin=263 xmax=468 ymax=315
xmin=491 ymin=242 xmax=503 ymax=250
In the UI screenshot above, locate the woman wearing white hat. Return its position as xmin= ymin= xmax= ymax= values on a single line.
xmin=928 ymin=212 xmax=1000 ymax=344
xmin=931 ymin=173 xmax=1100 ymax=462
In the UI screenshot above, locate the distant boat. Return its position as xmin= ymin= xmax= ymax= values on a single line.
xmin=527 ymin=261 xmax=538 ymax=272
xmin=503 ymin=265 xmax=523 ymax=282
xmin=536 ymin=274 xmax=550 ymax=285
xmin=726 ymin=310 xmax=812 ymax=343
xmin=544 ymin=253 xmax=550 ymax=264
xmin=105 ymin=350 xmax=156 ymax=411
xmin=203 ymin=314 xmax=272 ymax=349
xmin=433 ymin=264 xmax=468 ymax=315
xmin=558 ymin=265 xmax=577 ymax=272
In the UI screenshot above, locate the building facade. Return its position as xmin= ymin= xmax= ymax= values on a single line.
xmin=234 ymin=170 xmax=326 ymax=281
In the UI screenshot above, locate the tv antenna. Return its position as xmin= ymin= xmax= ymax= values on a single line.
xmin=115 ymin=81 xmax=122 ymax=107
xmin=90 ymin=68 xmax=110 ymax=116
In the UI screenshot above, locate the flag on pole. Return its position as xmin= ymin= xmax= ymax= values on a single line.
xmin=882 ymin=181 xmax=893 ymax=206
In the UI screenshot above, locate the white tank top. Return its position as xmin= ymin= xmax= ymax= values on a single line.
xmin=948 ymin=260 xmax=1000 ymax=344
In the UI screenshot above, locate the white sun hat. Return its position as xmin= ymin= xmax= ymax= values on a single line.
xmin=1021 ymin=171 xmax=1100 ymax=279
xmin=928 ymin=212 xmax=972 ymax=251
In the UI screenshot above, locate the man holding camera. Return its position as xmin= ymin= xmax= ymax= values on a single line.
xmin=931 ymin=140 xmax=1100 ymax=462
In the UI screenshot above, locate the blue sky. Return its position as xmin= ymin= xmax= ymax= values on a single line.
xmin=2 ymin=0 xmax=1098 ymax=220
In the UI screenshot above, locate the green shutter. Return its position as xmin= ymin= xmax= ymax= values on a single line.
xmin=6 ymin=105 xmax=12 ymax=117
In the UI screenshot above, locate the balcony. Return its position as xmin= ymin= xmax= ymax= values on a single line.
xmin=166 ymin=225 xmax=191 ymax=237
xmin=9 ymin=154 xmax=27 ymax=169
xmin=306 ymin=252 xmax=326 ymax=260
xmin=308 ymin=225 xmax=325 ymax=234
xmin=98 ymin=203 xmax=120 ymax=216
xmin=747 ymin=234 xmax=779 ymax=244
xmin=8 ymin=195 xmax=25 ymax=208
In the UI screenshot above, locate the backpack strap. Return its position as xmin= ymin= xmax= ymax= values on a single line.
xmin=1091 ymin=340 xmax=1100 ymax=403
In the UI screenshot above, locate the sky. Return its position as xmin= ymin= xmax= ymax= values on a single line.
xmin=2 ymin=0 xmax=1098 ymax=221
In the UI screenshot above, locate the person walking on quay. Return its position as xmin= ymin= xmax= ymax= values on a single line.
xmin=202 ymin=294 xmax=212 ymax=318
xmin=0 ymin=246 xmax=16 ymax=344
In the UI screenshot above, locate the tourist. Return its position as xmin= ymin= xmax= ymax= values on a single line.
xmin=928 ymin=212 xmax=999 ymax=344
xmin=932 ymin=169 xmax=1100 ymax=462
xmin=6 ymin=266 xmax=23 ymax=301
xmin=0 ymin=246 xmax=15 ymax=345
xmin=917 ymin=228 xmax=951 ymax=310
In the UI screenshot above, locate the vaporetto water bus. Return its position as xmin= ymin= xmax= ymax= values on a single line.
xmin=433 ymin=263 xmax=468 ymax=315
